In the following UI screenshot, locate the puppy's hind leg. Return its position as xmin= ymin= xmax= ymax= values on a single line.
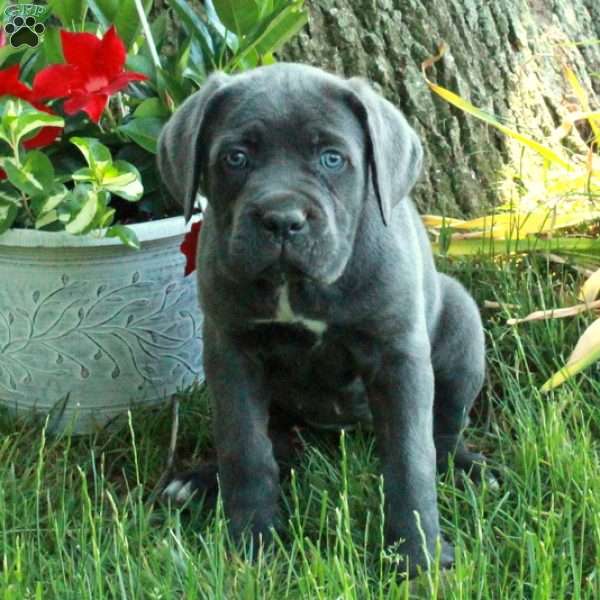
xmin=162 ymin=408 xmax=302 ymax=508
xmin=431 ymin=274 xmax=486 ymax=483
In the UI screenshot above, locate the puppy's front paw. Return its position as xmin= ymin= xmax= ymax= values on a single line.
xmin=440 ymin=538 xmax=455 ymax=570
xmin=437 ymin=441 xmax=499 ymax=490
xmin=230 ymin=519 xmax=278 ymax=559
xmin=162 ymin=463 xmax=219 ymax=507
xmin=453 ymin=449 xmax=500 ymax=491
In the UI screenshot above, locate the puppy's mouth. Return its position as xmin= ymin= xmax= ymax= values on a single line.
xmin=256 ymin=249 xmax=312 ymax=283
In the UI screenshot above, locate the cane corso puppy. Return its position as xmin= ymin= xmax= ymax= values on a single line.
xmin=158 ymin=63 xmax=486 ymax=577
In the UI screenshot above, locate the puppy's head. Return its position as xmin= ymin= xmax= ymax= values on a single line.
xmin=158 ymin=63 xmax=422 ymax=284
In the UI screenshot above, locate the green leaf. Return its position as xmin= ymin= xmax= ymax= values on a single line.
xmin=133 ymin=98 xmax=169 ymax=119
xmin=38 ymin=28 xmax=64 ymax=65
xmin=231 ymin=2 xmax=307 ymax=70
xmin=35 ymin=209 xmax=59 ymax=229
xmin=32 ymin=184 xmax=69 ymax=218
xmin=100 ymin=160 xmax=144 ymax=201
xmin=0 ymin=199 xmax=18 ymax=234
xmin=144 ymin=12 xmax=169 ymax=54
xmin=0 ymin=44 xmax=22 ymax=70
xmin=118 ymin=117 xmax=165 ymax=154
xmin=116 ymin=0 xmax=154 ymax=49
xmin=0 ymin=157 xmax=44 ymax=196
xmin=70 ymin=137 xmax=113 ymax=177
xmin=90 ymin=190 xmax=116 ymax=231
xmin=0 ymin=99 xmax=64 ymax=148
xmin=169 ymin=0 xmax=219 ymax=71
xmin=126 ymin=54 xmax=157 ymax=83
xmin=98 ymin=207 xmax=116 ymax=228
xmin=12 ymin=107 xmax=65 ymax=143
xmin=235 ymin=47 xmax=259 ymax=70
xmin=0 ymin=185 xmax=21 ymax=207
xmin=205 ymin=0 xmax=238 ymax=48
xmin=214 ymin=0 xmax=260 ymax=37
xmin=243 ymin=2 xmax=307 ymax=57
xmin=86 ymin=0 xmax=118 ymax=26
xmin=106 ymin=224 xmax=141 ymax=249
xmin=18 ymin=28 xmax=65 ymax=80
xmin=48 ymin=0 xmax=87 ymax=27
xmin=88 ymin=0 xmax=154 ymax=49
xmin=71 ymin=167 xmax=96 ymax=183
xmin=22 ymin=151 xmax=55 ymax=191
xmin=65 ymin=188 xmax=100 ymax=234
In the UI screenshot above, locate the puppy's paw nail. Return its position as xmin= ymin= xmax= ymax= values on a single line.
xmin=162 ymin=479 xmax=185 ymax=501
xmin=175 ymin=481 xmax=195 ymax=503
xmin=487 ymin=474 xmax=500 ymax=491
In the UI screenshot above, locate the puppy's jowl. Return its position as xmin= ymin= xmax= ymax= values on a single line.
xmin=158 ymin=63 xmax=486 ymax=577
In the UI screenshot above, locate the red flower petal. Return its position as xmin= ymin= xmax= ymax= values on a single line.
xmin=180 ymin=221 xmax=202 ymax=276
xmin=0 ymin=65 xmax=33 ymax=101
xmin=64 ymin=93 xmax=108 ymax=123
xmin=98 ymin=26 xmax=127 ymax=81
xmin=102 ymin=71 xmax=148 ymax=96
xmin=23 ymin=126 xmax=61 ymax=149
xmin=0 ymin=169 xmax=6 ymax=180
xmin=61 ymin=29 xmax=102 ymax=73
xmin=32 ymin=64 xmax=83 ymax=100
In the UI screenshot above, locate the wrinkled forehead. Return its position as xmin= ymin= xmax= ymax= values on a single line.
xmin=208 ymin=70 xmax=365 ymax=150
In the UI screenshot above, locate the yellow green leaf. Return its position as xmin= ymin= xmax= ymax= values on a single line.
xmin=541 ymin=318 xmax=600 ymax=391
xmin=506 ymin=299 xmax=600 ymax=325
xmin=422 ymin=46 xmax=573 ymax=170
xmin=432 ymin=235 xmax=600 ymax=257
xmin=425 ymin=81 xmax=573 ymax=170
xmin=564 ymin=66 xmax=600 ymax=144
xmin=432 ymin=209 xmax=600 ymax=240
xmin=421 ymin=215 xmax=465 ymax=228
xmin=579 ymin=268 xmax=600 ymax=304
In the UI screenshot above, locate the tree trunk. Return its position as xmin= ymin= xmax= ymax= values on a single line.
xmin=278 ymin=0 xmax=600 ymax=216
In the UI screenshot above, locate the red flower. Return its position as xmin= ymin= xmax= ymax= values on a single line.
xmin=33 ymin=26 xmax=148 ymax=123
xmin=180 ymin=221 xmax=202 ymax=276
xmin=0 ymin=64 xmax=30 ymax=101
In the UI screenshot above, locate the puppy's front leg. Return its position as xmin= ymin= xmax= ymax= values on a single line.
xmin=367 ymin=343 xmax=451 ymax=577
xmin=204 ymin=322 xmax=280 ymax=548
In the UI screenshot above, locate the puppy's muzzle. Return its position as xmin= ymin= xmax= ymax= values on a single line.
xmin=258 ymin=206 xmax=308 ymax=238
xmin=249 ymin=194 xmax=315 ymax=244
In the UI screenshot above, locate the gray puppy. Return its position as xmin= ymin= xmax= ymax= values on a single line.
xmin=158 ymin=63 xmax=485 ymax=577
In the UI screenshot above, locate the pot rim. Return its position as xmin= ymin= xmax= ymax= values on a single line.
xmin=0 ymin=213 xmax=202 ymax=248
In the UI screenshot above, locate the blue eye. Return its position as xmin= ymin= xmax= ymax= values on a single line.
xmin=320 ymin=150 xmax=345 ymax=171
xmin=223 ymin=151 xmax=248 ymax=169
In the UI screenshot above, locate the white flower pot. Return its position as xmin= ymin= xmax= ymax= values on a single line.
xmin=0 ymin=216 xmax=204 ymax=434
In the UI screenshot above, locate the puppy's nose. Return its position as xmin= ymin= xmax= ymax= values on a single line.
xmin=260 ymin=208 xmax=307 ymax=237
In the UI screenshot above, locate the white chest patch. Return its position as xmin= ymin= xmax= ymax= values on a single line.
xmin=254 ymin=284 xmax=328 ymax=336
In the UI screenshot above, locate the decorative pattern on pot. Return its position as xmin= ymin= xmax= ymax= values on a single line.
xmin=0 ymin=217 xmax=204 ymax=434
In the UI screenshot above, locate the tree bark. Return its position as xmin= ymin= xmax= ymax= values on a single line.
xmin=278 ymin=0 xmax=600 ymax=216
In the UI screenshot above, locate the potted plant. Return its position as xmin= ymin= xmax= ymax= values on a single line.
xmin=0 ymin=0 xmax=307 ymax=433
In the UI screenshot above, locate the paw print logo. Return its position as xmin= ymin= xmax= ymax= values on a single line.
xmin=4 ymin=14 xmax=45 ymax=48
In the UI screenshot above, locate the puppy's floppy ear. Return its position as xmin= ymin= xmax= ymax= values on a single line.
xmin=346 ymin=78 xmax=423 ymax=226
xmin=157 ymin=72 xmax=230 ymax=222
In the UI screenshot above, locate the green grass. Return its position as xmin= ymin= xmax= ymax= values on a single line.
xmin=2 ymin=256 xmax=600 ymax=599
